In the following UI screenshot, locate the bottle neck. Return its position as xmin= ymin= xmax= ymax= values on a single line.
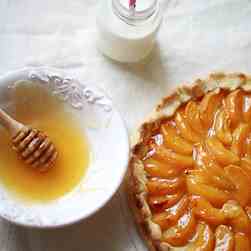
xmin=112 ymin=0 xmax=158 ymax=26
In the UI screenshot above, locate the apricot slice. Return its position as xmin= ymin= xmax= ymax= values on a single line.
xmin=185 ymin=101 xmax=204 ymax=134
xmin=245 ymin=135 xmax=251 ymax=157
xmin=188 ymin=168 xmax=233 ymax=192
xmin=224 ymin=165 xmax=251 ymax=206
xmin=241 ymin=157 xmax=251 ymax=179
xmin=243 ymin=94 xmax=251 ymax=122
xmin=193 ymin=145 xmax=235 ymax=190
xmin=205 ymin=136 xmax=239 ymax=166
xmin=193 ymin=143 xmax=213 ymax=168
xmin=193 ymin=143 xmax=232 ymax=188
xmin=186 ymin=173 xmax=230 ymax=207
xmin=154 ymin=146 xmax=194 ymax=169
xmin=191 ymin=196 xmax=226 ymax=225
xmin=161 ymin=124 xmax=193 ymax=155
xmin=214 ymin=109 xmax=232 ymax=145
xmin=162 ymin=210 xmax=196 ymax=246
xmin=200 ymin=91 xmax=224 ymax=129
xmin=152 ymin=195 xmax=189 ymax=230
xmin=186 ymin=169 xmax=207 ymax=183
xmin=231 ymin=123 xmax=250 ymax=157
xmin=214 ymin=225 xmax=234 ymax=251
xmin=205 ymin=166 xmax=234 ymax=191
xmin=222 ymin=200 xmax=251 ymax=234
xmin=234 ymin=232 xmax=251 ymax=251
xmin=144 ymin=158 xmax=182 ymax=179
xmin=186 ymin=223 xmax=214 ymax=251
xmin=223 ymin=89 xmax=243 ymax=129
xmin=148 ymin=191 xmax=184 ymax=209
xmin=147 ymin=177 xmax=185 ymax=196
xmin=175 ymin=111 xmax=201 ymax=143
xmin=245 ymin=206 xmax=251 ymax=221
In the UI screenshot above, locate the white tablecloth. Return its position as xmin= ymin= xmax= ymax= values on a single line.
xmin=0 ymin=0 xmax=251 ymax=250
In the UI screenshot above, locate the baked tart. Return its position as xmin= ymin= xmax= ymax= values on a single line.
xmin=128 ymin=73 xmax=251 ymax=251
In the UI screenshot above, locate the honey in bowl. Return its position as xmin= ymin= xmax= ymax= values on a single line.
xmin=0 ymin=82 xmax=90 ymax=202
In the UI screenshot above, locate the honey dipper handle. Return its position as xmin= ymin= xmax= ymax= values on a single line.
xmin=0 ymin=108 xmax=24 ymax=137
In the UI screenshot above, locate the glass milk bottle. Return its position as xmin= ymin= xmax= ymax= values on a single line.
xmin=96 ymin=0 xmax=162 ymax=63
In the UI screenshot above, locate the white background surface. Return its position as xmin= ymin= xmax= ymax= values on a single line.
xmin=0 ymin=0 xmax=251 ymax=250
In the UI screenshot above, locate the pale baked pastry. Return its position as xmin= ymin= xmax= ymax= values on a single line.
xmin=128 ymin=73 xmax=251 ymax=251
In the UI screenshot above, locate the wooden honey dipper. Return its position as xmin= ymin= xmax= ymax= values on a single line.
xmin=0 ymin=108 xmax=58 ymax=172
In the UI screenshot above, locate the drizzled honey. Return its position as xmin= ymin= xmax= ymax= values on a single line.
xmin=0 ymin=82 xmax=89 ymax=202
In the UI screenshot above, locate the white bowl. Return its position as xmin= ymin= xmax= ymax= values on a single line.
xmin=0 ymin=67 xmax=129 ymax=228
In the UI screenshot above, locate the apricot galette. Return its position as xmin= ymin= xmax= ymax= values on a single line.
xmin=128 ymin=73 xmax=251 ymax=251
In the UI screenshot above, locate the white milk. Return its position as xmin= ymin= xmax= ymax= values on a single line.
xmin=96 ymin=0 xmax=162 ymax=63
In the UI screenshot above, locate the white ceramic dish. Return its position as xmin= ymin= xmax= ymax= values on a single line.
xmin=0 ymin=67 xmax=129 ymax=228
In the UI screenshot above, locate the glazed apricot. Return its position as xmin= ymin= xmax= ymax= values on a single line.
xmin=214 ymin=109 xmax=232 ymax=145
xmin=199 ymin=91 xmax=224 ymax=129
xmin=186 ymin=222 xmax=214 ymax=251
xmin=214 ymin=225 xmax=234 ymax=251
xmin=147 ymin=177 xmax=185 ymax=196
xmin=231 ymin=123 xmax=251 ymax=156
xmin=205 ymin=136 xmax=239 ymax=166
xmin=152 ymin=195 xmax=189 ymax=230
xmin=161 ymin=124 xmax=193 ymax=155
xmin=162 ymin=210 xmax=196 ymax=246
xmin=224 ymin=165 xmax=251 ymax=206
xmin=223 ymin=89 xmax=243 ymax=129
xmin=154 ymin=146 xmax=194 ymax=169
xmin=191 ymin=196 xmax=226 ymax=225
xmin=186 ymin=172 xmax=230 ymax=207
xmin=175 ymin=111 xmax=201 ymax=143
xmin=185 ymin=101 xmax=204 ymax=134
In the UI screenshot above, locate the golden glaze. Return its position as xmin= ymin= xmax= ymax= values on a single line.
xmin=130 ymin=73 xmax=251 ymax=251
